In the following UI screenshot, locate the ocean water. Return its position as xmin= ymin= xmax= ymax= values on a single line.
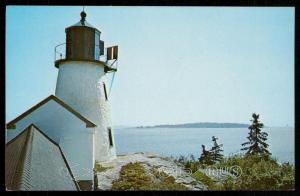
xmin=114 ymin=127 xmax=294 ymax=164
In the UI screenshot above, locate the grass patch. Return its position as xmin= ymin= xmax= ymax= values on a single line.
xmin=94 ymin=161 xmax=112 ymax=173
xmin=152 ymin=169 xmax=188 ymax=190
xmin=192 ymin=171 xmax=222 ymax=190
xmin=111 ymin=162 xmax=188 ymax=190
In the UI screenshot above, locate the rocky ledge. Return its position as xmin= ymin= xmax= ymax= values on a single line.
xmin=95 ymin=152 xmax=207 ymax=190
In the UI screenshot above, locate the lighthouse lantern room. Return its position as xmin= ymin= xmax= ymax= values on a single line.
xmin=65 ymin=11 xmax=102 ymax=61
xmin=55 ymin=11 xmax=117 ymax=72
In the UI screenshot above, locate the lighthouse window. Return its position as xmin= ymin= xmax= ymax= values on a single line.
xmin=103 ymin=83 xmax=108 ymax=101
xmin=108 ymin=128 xmax=113 ymax=147
xmin=95 ymin=31 xmax=100 ymax=60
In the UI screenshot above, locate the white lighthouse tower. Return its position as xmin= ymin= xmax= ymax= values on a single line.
xmin=54 ymin=11 xmax=117 ymax=162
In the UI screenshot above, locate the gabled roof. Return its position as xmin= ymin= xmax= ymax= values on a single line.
xmin=5 ymin=124 xmax=80 ymax=190
xmin=6 ymin=95 xmax=96 ymax=129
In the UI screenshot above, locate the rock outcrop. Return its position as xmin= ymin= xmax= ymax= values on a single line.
xmin=96 ymin=152 xmax=207 ymax=190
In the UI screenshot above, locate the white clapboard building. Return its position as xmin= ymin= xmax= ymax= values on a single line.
xmin=6 ymin=11 xmax=119 ymax=191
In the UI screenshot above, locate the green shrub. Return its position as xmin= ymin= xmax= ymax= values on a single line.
xmin=174 ymin=154 xmax=294 ymax=190
xmin=192 ymin=171 xmax=222 ymax=190
xmin=210 ymin=154 xmax=294 ymax=190
xmin=174 ymin=155 xmax=203 ymax=172
xmin=111 ymin=162 xmax=188 ymax=190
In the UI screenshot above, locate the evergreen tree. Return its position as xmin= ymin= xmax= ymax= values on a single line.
xmin=210 ymin=136 xmax=224 ymax=163
xmin=241 ymin=113 xmax=271 ymax=156
xmin=198 ymin=145 xmax=214 ymax=165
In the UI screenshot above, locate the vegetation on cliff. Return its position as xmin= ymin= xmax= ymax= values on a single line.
xmin=174 ymin=113 xmax=294 ymax=190
xmin=176 ymin=154 xmax=294 ymax=190
xmin=111 ymin=162 xmax=188 ymax=190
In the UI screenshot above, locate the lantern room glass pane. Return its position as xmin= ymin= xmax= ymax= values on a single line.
xmin=95 ymin=31 xmax=100 ymax=60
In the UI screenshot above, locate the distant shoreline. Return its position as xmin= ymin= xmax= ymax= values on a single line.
xmin=134 ymin=122 xmax=251 ymax=129
xmin=114 ymin=123 xmax=294 ymax=129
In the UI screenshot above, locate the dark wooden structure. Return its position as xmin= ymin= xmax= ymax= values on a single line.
xmin=55 ymin=11 xmax=116 ymax=73
xmin=65 ymin=11 xmax=102 ymax=61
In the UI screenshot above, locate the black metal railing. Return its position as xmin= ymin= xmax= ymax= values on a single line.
xmin=54 ymin=43 xmax=109 ymax=62
xmin=54 ymin=43 xmax=118 ymax=73
xmin=54 ymin=43 xmax=66 ymax=61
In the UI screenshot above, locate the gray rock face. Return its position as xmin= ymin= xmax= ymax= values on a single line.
xmin=96 ymin=152 xmax=207 ymax=190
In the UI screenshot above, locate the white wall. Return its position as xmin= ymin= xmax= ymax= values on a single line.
xmin=59 ymin=127 xmax=95 ymax=181
xmin=6 ymin=99 xmax=95 ymax=181
xmin=55 ymin=61 xmax=116 ymax=162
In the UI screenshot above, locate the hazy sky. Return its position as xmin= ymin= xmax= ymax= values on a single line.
xmin=6 ymin=6 xmax=294 ymax=127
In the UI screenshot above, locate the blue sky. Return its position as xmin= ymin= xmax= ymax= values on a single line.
xmin=6 ymin=6 xmax=294 ymax=127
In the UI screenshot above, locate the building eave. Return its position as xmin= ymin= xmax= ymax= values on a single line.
xmin=6 ymin=95 xmax=96 ymax=129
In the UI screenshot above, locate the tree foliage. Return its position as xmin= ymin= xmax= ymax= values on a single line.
xmin=198 ymin=145 xmax=214 ymax=165
xmin=241 ymin=113 xmax=271 ymax=156
xmin=199 ymin=136 xmax=224 ymax=165
xmin=210 ymin=136 xmax=224 ymax=163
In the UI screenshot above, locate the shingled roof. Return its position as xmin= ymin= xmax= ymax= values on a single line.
xmin=5 ymin=124 xmax=80 ymax=190
xmin=6 ymin=95 xmax=96 ymax=129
